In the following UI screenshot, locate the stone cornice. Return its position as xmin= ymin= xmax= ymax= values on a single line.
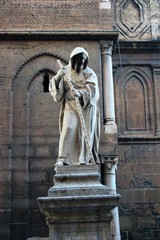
xmin=0 ymin=30 xmax=119 ymax=45
xmin=115 ymin=40 xmax=160 ymax=52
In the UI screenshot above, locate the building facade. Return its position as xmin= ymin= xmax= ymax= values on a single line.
xmin=0 ymin=0 xmax=160 ymax=239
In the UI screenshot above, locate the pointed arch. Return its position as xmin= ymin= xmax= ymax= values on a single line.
xmin=124 ymin=72 xmax=147 ymax=131
xmin=116 ymin=67 xmax=155 ymax=136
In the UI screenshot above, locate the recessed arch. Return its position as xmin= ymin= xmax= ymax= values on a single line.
xmin=116 ymin=66 xmax=155 ymax=136
xmin=124 ymin=73 xmax=147 ymax=131
xmin=11 ymin=52 xmax=67 ymax=91
xmin=27 ymin=68 xmax=56 ymax=92
xmin=11 ymin=51 xmax=66 ymax=143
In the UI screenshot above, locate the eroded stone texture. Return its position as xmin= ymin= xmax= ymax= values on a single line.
xmin=38 ymin=165 xmax=120 ymax=240
xmin=119 ymin=203 xmax=160 ymax=240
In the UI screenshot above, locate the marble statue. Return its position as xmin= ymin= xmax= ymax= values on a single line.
xmin=49 ymin=47 xmax=100 ymax=167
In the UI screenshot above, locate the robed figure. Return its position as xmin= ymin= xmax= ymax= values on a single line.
xmin=49 ymin=47 xmax=100 ymax=167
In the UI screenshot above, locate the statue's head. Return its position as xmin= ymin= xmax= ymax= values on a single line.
xmin=70 ymin=47 xmax=89 ymax=74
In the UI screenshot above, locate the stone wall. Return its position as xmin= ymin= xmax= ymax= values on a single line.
xmin=0 ymin=0 xmax=159 ymax=40
xmin=1 ymin=38 xmax=160 ymax=240
xmin=114 ymin=42 xmax=160 ymax=239
xmin=0 ymin=0 xmax=160 ymax=239
xmin=0 ymin=40 xmax=102 ymax=240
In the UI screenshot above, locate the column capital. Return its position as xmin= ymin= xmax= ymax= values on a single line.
xmin=101 ymin=157 xmax=118 ymax=167
xmin=100 ymin=40 xmax=113 ymax=56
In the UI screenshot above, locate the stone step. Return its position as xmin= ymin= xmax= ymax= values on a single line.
xmin=48 ymin=165 xmax=109 ymax=196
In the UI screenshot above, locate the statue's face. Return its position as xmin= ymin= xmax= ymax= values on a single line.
xmin=71 ymin=53 xmax=87 ymax=73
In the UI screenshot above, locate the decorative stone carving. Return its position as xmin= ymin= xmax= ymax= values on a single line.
xmin=115 ymin=66 xmax=155 ymax=136
xmin=150 ymin=0 xmax=160 ymax=40
xmin=12 ymin=52 xmax=67 ymax=91
xmin=114 ymin=0 xmax=151 ymax=39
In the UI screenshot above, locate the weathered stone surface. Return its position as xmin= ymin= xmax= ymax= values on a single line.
xmin=49 ymin=165 xmax=109 ymax=195
xmin=0 ymin=4 xmax=159 ymax=237
xmin=113 ymin=0 xmax=160 ymax=40
xmin=112 ymin=41 xmax=160 ymax=239
xmin=99 ymin=129 xmax=118 ymax=157
xmin=38 ymin=165 xmax=120 ymax=240
xmin=119 ymin=203 xmax=160 ymax=239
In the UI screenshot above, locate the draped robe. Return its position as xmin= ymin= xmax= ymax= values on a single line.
xmin=49 ymin=58 xmax=100 ymax=165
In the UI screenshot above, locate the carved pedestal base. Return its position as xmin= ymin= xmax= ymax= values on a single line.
xmin=38 ymin=165 xmax=120 ymax=240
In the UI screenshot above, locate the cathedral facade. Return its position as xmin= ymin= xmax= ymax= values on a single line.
xmin=0 ymin=1 xmax=160 ymax=239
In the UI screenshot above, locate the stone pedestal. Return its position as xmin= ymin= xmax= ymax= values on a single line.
xmin=38 ymin=165 xmax=120 ymax=240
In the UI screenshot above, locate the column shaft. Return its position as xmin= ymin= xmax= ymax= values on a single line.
xmin=100 ymin=41 xmax=117 ymax=134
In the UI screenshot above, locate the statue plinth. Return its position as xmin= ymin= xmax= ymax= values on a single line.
xmin=38 ymin=165 xmax=120 ymax=240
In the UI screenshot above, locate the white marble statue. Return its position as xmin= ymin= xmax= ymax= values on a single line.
xmin=49 ymin=47 xmax=100 ymax=166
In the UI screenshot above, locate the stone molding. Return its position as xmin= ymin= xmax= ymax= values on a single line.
xmin=38 ymin=165 xmax=120 ymax=239
xmin=114 ymin=0 xmax=151 ymax=40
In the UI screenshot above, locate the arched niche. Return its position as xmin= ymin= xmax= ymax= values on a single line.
xmin=116 ymin=67 xmax=155 ymax=137
xmin=11 ymin=52 xmax=68 ymax=234
xmin=125 ymin=75 xmax=147 ymax=130
xmin=12 ymin=53 xmax=67 ymax=144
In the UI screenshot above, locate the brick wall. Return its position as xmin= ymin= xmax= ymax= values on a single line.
xmin=0 ymin=0 xmax=112 ymax=31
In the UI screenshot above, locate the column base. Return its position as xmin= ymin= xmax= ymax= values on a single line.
xmin=104 ymin=121 xmax=117 ymax=134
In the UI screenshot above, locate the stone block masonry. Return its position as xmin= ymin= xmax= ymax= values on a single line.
xmin=0 ymin=39 xmax=116 ymax=239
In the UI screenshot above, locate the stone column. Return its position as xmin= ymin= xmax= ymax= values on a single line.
xmin=100 ymin=41 xmax=117 ymax=134
xmin=102 ymin=157 xmax=121 ymax=240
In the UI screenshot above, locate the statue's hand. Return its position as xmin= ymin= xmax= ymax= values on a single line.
xmin=71 ymin=89 xmax=81 ymax=98
xmin=54 ymin=66 xmax=67 ymax=89
xmin=56 ymin=66 xmax=66 ymax=79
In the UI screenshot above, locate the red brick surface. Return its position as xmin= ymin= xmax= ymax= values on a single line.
xmin=0 ymin=0 xmax=113 ymax=31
